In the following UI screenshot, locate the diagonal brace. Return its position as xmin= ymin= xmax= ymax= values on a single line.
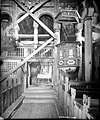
xmin=0 ymin=37 xmax=53 ymax=83
xmin=13 ymin=0 xmax=57 ymax=39
xmin=9 ymin=0 xmax=51 ymax=29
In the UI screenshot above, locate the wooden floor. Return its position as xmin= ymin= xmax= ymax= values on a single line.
xmin=11 ymin=103 xmax=59 ymax=119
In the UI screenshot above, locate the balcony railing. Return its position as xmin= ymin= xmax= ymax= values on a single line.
xmin=1 ymin=46 xmax=53 ymax=59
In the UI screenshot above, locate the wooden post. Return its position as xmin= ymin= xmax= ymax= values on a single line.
xmin=84 ymin=8 xmax=94 ymax=82
xmin=33 ymin=21 xmax=38 ymax=49
xmin=64 ymin=76 xmax=69 ymax=115
xmin=76 ymin=23 xmax=84 ymax=81
xmin=82 ymin=94 xmax=87 ymax=119
xmin=78 ymin=42 xmax=82 ymax=81
xmin=71 ymin=88 xmax=76 ymax=117
xmin=28 ymin=64 xmax=30 ymax=87
xmin=52 ymin=46 xmax=58 ymax=90
xmin=24 ymin=62 xmax=27 ymax=91
xmin=54 ymin=23 xmax=61 ymax=45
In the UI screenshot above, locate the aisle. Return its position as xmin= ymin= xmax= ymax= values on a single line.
xmin=11 ymin=102 xmax=59 ymax=119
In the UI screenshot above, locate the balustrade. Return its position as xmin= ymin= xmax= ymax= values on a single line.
xmin=0 ymin=64 xmax=25 ymax=116
xmin=0 ymin=60 xmax=20 ymax=78
xmin=2 ymin=46 xmax=53 ymax=59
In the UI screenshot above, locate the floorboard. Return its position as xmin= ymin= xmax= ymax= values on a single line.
xmin=11 ymin=103 xmax=59 ymax=119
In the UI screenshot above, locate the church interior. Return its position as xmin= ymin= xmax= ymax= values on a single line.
xmin=0 ymin=0 xmax=100 ymax=119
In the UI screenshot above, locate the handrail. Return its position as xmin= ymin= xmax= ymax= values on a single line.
xmin=0 ymin=37 xmax=53 ymax=83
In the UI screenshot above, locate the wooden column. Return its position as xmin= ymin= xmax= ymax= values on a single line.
xmin=54 ymin=23 xmax=61 ymax=44
xmin=27 ymin=64 xmax=30 ymax=87
xmin=76 ymin=23 xmax=84 ymax=81
xmin=84 ymin=8 xmax=94 ymax=82
xmin=53 ymin=23 xmax=60 ymax=89
xmin=33 ymin=21 xmax=38 ymax=49
xmin=78 ymin=41 xmax=82 ymax=81
xmin=52 ymin=46 xmax=58 ymax=89
xmin=24 ymin=62 xmax=27 ymax=91
xmin=24 ymin=48 xmax=28 ymax=90
xmin=64 ymin=76 xmax=69 ymax=115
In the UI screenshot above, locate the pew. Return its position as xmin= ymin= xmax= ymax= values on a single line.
xmin=69 ymin=81 xmax=99 ymax=119
xmin=84 ymin=94 xmax=99 ymax=119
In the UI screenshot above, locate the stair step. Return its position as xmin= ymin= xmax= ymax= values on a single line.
xmin=23 ymin=86 xmax=57 ymax=103
xmin=24 ymin=89 xmax=56 ymax=93
xmin=23 ymin=94 xmax=57 ymax=98
xmin=27 ymin=86 xmax=53 ymax=90
xmin=23 ymin=98 xmax=56 ymax=103
xmin=22 ymin=93 xmax=57 ymax=98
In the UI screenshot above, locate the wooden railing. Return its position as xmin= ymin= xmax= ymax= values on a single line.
xmin=0 ymin=63 xmax=25 ymax=116
xmin=0 ymin=60 xmax=20 ymax=78
xmin=1 ymin=46 xmax=53 ymax=59
xmin=7 ymin=48 xmax=25 ymax=58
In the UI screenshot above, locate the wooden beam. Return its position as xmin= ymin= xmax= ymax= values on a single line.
xmin=0 ymin=37 xmax=53 ymax=83
xmin=13 ymin=0 xmax=57 ymax=39
xmin=8 ymin=34 xmax=50 ymax=38
xmin=6 ymin=0 xmax=51 ymax=30
xmin=18 ymin=34 xmax=50 ymax=38
xmin=17 ymin=0 xmax=51 ymax=23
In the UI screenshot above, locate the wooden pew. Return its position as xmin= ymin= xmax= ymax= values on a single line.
xmin=69 ymin=81 xmax=99 ymax=119
xmin=84 ymin=94 xmax=99 ymax=119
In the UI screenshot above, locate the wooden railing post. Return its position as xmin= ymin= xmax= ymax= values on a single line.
xmin=82 ymin=94 xmax=87 ymax=119
xmin=12 ymin=79 xmax=15 ymax=103
xmin=71 ymin=88 xmax=76 ymax=117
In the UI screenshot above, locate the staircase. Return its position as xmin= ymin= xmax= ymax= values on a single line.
xmin=22 ymin=85 xmax=57 ymax=103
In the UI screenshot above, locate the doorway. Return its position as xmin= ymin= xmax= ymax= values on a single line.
xmin=28 ymin=61 xmax=53 ymax=87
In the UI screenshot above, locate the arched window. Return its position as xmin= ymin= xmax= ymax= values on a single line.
xmin=38 ymin=14 xmax=54 ymax=41
xmin=18 ymin=14 xmax=34 ymax=34
xmin=18 ymin=13 xmax=34 ymax=41
xmin=1 ymin=12 xmax=12 ymax=30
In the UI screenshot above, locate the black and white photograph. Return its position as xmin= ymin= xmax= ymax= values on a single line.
xmin=0 ymin=0 xmax=100 ymax=119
